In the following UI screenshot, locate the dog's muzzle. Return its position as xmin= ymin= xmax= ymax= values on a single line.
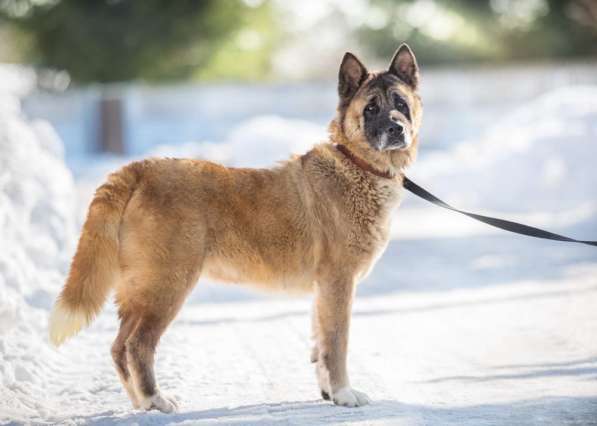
xmin=378 ymin=122 xmax=410 ymax=151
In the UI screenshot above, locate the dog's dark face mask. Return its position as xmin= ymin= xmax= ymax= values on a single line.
xmin=362 ymin=74 xmax=413 ymax=151
xmin=336 ymin=44 xmax=421 ymax=152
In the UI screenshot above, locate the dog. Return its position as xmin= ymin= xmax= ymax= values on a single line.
xmin=49 ymin=43 xmax=423 ymax=412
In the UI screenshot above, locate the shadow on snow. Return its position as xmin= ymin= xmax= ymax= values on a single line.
xmin=77 ymin=396 xmax=597 ymax=426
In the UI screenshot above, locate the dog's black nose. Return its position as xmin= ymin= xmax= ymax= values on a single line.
xmin=387 ymin=122 xmax=404 ymax=136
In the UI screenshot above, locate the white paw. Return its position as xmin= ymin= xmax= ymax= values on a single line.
xmin=140 ymin=392 xmax=179 ymax=413
xmin=332 ymin=387 xmax=371 ymax=407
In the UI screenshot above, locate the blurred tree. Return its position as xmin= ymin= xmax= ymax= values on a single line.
xmin=194 ymin=2 xmax=279 ymax=81
xmin=1 ymin=0 xmax=595 ymax=82
xmin=0 ymin=0 xmax=265 ymax=82
xmin=358 ymin=0 xmax=597 ymax=65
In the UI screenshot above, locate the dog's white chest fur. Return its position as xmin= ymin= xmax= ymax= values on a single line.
xmin=352 ymin=181 xmax=402 ymax=282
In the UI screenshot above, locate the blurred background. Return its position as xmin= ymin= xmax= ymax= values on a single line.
xmin=1 ymin=0 xmax=597 ymax=169
xmin=2 ymin=2 xmax=597 ymax=423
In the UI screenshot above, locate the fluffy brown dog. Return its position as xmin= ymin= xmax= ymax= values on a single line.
xmin=49 ymin=43 xmax=423 ymax=412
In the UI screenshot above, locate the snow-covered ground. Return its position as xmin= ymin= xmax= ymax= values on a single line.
xmin=1 ymin=65 xmax=597 ymax=425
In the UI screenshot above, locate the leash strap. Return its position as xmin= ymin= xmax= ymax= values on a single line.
xmin=402 ymin=176 xmax=597 ymax=247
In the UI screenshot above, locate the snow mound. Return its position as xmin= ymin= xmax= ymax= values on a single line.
xmin=0 ymin=66 xmax=77 ymax=422
xmin=412 ymin=86 xmax=597 ymax=213
xmin=149 ymin=115 xmax=326 ymax=168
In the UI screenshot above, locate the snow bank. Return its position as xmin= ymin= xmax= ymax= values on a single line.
xmin=412 ymin=86 xmax=597 ymax=212
xmin=149 ymin=115 xmax=326 ymax=168
xmin=394 ymin=86 xmax=597 ymax=239
xmin=0 ymin=66 xmax=77 ymax=422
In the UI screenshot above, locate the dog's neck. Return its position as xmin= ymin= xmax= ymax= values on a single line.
xmin=328 ymin=119 xmax=416 ymax=177
xmin=335 ymin=144 xmax=395 ymax=180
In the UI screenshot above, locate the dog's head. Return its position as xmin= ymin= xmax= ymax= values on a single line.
xmin=333 ymin=44 xmax=422 ymax=165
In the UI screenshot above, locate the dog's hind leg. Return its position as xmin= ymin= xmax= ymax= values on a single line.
xmin=119 ymin=268 xmax=199 ymax=414
xmin=114 ymin=202 xmax=206 ymax=413
xmin=125 ymin=311 xmax=178 ymax=413
xmin=111 ymin=312 xmax=140 ymax=408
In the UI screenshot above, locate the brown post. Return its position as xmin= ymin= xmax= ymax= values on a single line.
xmin=98 ymin=95 xmax=124 ymax=154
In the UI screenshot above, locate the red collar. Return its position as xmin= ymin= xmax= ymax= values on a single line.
xmin=335 ymin=144 xmax=395 ymax=180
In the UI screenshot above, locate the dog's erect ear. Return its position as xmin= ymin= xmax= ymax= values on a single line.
xmin=389 ymin=43 xmax=419 ymax=89
xmin=338 ymin=52 xmax=368 ymax=102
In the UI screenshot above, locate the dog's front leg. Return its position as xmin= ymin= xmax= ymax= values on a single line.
xmin=314 ymin=276 xmax=370 ymax=407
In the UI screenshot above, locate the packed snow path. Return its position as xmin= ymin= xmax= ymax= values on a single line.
xmin=9 ymin=242 xmax=597 ymax=425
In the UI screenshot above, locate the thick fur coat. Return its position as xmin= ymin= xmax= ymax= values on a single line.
xmin=49 ymin=43 xmax=423 ymax=411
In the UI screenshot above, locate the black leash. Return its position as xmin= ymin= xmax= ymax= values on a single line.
xmin=402 ymin=176 xmax=597 ymax=247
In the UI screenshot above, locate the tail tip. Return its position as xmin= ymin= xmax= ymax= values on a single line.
xmin=48 ymin=301 xmax=89 ymax=347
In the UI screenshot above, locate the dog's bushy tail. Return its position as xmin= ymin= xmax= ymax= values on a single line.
xmin=49 ymin=162 xmax=143 ymax=347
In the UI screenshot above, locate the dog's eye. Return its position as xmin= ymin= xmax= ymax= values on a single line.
xmin=393 ymin=94 xmax=410 ymax=121
xmin=364 ymin=101 xmax=379 ymax=115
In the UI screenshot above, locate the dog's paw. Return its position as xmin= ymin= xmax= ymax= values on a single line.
xmin=140 ymin=392 xmax=179 ymax=413
xmin=332 ymin=387 xmax=370 ymax=407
